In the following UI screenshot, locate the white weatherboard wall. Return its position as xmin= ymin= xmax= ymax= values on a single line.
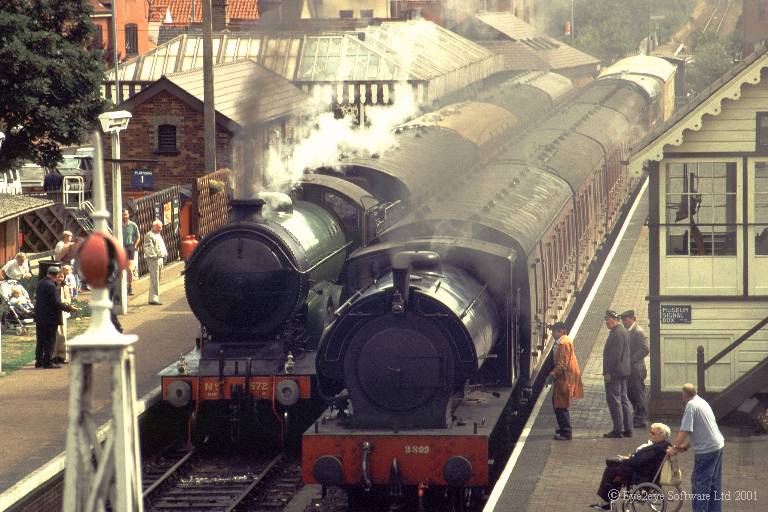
xmin=660 ymin=302 xmax=768 ymax=391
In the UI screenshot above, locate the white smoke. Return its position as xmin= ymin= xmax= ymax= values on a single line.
xmin=263 ymin=82 xmax=420 ymax=192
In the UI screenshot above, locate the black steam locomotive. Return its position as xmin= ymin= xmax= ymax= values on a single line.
xmin=303 ymin=56 xmax=677 ymax=505
xmin=160 ymin=70 xmax=576 ymax=444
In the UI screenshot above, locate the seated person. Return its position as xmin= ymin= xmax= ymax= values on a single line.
xmin=590 ymin=423 xmax=672 ymax=510
xmin=0 ymin=253 xmax=32 ymax=282
xmin=8 ymin=286 xmax=34 ymax=319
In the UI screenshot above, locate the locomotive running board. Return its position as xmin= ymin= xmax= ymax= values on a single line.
xmin=302 ymin=387 xmax=514 ymax=487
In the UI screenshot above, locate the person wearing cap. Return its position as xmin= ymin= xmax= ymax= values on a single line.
xmin=546 ymin=322 xmax=583 ymax=440
xmin=621 ymin=310 xmax=650 ymax=428
xmin=602 ymin=309 xmax=632 ymax=438
xmin=34 ymin=265 xmax=77 ymax=369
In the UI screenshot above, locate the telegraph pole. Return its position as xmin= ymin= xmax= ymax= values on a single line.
xmin=202 ymin=0 xmax=217 ymax=172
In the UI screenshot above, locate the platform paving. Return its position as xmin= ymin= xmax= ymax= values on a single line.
xmin=491 ymin=190 xmax=768 ymax=511
xmin=0 ymin=262 xmax=198 ymax=494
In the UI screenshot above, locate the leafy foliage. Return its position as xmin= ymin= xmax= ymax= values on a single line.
xmin=542 ymin=0 xmax=694 ymax=64
xmin=685 ymin=32 xmax=738 ymax=94
xmin=0 ymin=0 xmax=105 ymax=171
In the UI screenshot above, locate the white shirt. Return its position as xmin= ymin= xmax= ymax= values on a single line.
xmin=143 ymin=230 xmax=168 ymax=259
xmin=2 ymin=259 xmax=30 ymax=280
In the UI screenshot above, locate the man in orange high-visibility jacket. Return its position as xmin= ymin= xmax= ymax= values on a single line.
xmin=547 ymin=322 xmax=584 ymax=440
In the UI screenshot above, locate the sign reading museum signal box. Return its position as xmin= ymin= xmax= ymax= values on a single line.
xmin=661 ymin=305 xmax=692 ymax=324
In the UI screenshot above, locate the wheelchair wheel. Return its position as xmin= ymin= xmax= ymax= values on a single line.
xmin=663 ymin=484 xmax=683 ymax=512
xmin=629 ymin=482 xmax=666 ymax=512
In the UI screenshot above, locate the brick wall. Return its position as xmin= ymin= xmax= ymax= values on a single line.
xmin=103 ymin=90 xmax=234 ymax=205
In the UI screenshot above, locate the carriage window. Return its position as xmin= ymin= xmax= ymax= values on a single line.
xmin=665 ymin=163 xmax=737 ymax=256
xmin=755 ymin=163 xmax=768 ymax=255
xmin=323 ymin=191 xmax=358 ymax=232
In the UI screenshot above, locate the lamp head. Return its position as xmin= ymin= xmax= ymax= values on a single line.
xmin=98 ymin=111 xmax=132 ymax=134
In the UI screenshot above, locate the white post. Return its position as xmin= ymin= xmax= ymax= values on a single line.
xmin=62 ymin=130 xmax=143 ymax=512
xmin=111 ymin=131 xmax=128 ymax=315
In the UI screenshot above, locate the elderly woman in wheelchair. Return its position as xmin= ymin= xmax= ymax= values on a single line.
xmin=591 ymin=423 xmax=673 ymax=510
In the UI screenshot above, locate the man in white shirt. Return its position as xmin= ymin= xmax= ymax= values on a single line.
xmin=667 ymin=383 xmax=725 ymax=512
xmin=143 ymin=220 xmax=168 ymax=305
xmin=1 ymin=253 xmax=32 ymax=282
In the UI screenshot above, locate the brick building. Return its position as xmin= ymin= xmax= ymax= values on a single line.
xmin=741 ymin=0 xmax=768 ymax=56
xmin=148 ymin=0 xmax=260 ymax=33
xmin=90 ymin=0 xmax=153 ymax=62
xmin=107 ymin=60 xmax=315 ymax=200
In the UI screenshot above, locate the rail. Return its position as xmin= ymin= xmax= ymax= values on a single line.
xmin=696 ymin=314 xmax=768 ymax=393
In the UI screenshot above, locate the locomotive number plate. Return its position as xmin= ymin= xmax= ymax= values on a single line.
xmin=404 ymin=445 xmax=431 ymax=454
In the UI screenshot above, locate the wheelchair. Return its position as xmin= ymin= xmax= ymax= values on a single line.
xmin=612 ymin=455 xmax=683 ymax=512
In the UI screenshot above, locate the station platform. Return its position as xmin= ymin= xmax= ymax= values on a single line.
xmin=0 ymin=262 xmax=198 ymax=497
xmin=487 ymin=186 xmax=767 ymax=511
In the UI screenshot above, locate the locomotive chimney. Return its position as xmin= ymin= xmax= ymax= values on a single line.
xmin=390 ymin=251 xmax=441 ymax=313
xmin=229 ymin=198 xmax=266 ymax=222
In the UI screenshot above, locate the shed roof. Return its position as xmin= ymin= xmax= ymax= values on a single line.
xmin=121 ymin=59 xmax=314 ymax=129
xmin=0 ymin=194 xmax=54 ymax=224
xmin=629 ymin=45 xmax=768 ymax=175
xmin=106 ymin=20 xmax=502 ymax=104
xmin=472 ymin=12 xmax=600 ymax=72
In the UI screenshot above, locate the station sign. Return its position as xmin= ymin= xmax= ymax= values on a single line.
xmin=130 ymin=168 xmax=154 ymax=189
xmin=661 ymin=305 xmax=692 ymax=324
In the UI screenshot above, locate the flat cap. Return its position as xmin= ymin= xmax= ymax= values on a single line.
xmin=549 ymin=321 xmax=567 ymax=331
xmin=621 ymin=310 xmax=635 ymax=319
xmin=605 ymin=309 xmax=619 ymax=319
xmin=46 ymin=265 xmax=61 ymax=274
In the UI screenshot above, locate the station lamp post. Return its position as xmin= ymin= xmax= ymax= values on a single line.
xmin=98 ymin=110 xmax=132 ymax=315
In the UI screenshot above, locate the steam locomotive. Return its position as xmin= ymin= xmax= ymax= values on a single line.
xmin=302 ymin=56 xmax=677 ymax=505
xmin=159 ymin=70 xmax=575 ymax=444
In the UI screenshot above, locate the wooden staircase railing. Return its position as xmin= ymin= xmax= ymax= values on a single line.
xmin=697 ymin=314 xmax=768 ymax=420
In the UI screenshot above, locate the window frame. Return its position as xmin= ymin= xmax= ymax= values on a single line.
xmin=754 ymin=161 xmax=768 ymax=256
xmin=663 ymin=162 xmax=738 ymax=257
xmin=125 ymin=23 xmax=138 ymax=57
xmin=756 ymin=112 xmax=768 ymax=154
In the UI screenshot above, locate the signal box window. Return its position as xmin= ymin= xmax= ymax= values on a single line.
xmin=125 ymin=24 xmax=138 ymax=56
xmin=157 ymin=124 xmax=178 ymax=154
xmin=339 ymin=10 xmax=353 ymax=19
xmin=757 ymin=113 xmax=768 ymax=153
xmin=665 ymin=162 xmax=737 ymax=256
xmin=755 ymin=162 xmax=768 ymax=255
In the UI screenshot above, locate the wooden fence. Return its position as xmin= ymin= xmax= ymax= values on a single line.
xmin=21 ymin=203 xmax=90 ymax=253
xmin=130 ymin=186 xmax=182 ymax=276
xmin=192 ymin=169 xmax=230 ymax=240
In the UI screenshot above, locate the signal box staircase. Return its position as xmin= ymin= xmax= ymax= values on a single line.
xmin=698 ymin=315 xmax=768 ymax=426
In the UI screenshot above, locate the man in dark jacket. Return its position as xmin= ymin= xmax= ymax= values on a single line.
xmin=603 ymin=309 xmax=633 ymax=438
xmin=34 ymin=266 xmax=76 ymax=368
xmin=622 ymin=310 xmax=650 ymax=428
xmin=591 ymin=423 xmax=673 ymax=510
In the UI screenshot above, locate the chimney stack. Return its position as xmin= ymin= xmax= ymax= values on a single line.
xmin=212 ymin=0 xmax=228 ymax=31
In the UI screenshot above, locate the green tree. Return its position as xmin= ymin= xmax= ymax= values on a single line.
xmin=685 ymin=32 xmax=737 ymax=94
xmin=0 ymin=0 xmax=105 ymax=171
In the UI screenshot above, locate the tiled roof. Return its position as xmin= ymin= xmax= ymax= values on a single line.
xmin=149 ymin=0 xmax=259 ymax=24
xmin=164 ymin=59 xmax=315 ymax=126
xmin=480 ymin=41 xmax=548 ymax=71
xmin=0 ymin=194 xmax=54 ymax=224
xmin=89 ymin=0 xmax=110 ymax=15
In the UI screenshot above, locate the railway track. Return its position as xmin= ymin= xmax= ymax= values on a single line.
xmin=142 ymin=447 xmax=302 ymax=512
xmin=702 ymin=0 xmax=732 ymax=34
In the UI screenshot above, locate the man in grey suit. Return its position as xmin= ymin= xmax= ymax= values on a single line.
xmin=622 ymin=310 xmax=650 ymax=428
xmin=602 ymin=310 xmax=633 ymax=438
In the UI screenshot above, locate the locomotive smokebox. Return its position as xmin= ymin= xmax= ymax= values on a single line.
xmin=184 ymin=197 xmax=348 ymax=341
